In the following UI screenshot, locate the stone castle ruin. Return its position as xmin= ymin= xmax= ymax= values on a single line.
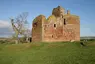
xmin=32 ymin=6 xmax=80 ymax=42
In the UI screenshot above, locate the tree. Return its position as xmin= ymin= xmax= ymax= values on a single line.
xmin=10 ymin=12 xmax=29 ymax=44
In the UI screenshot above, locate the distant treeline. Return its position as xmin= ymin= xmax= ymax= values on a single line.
xmin=0 ymin=37 xmax=32 ymax=44
xmin=80 ymin=36 xmax=95 ymax=41
xmin=80 ymin=39 xmax=95 ymax=41
xmin=81 ymin=36 xmax=95 ymax=39
xmin=0 ymin=37 xmax=95 ymax=44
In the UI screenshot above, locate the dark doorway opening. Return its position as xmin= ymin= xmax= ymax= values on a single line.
xmin=54 ymin=24 xmax=56 ymax=27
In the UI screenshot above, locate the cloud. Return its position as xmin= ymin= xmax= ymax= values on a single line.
xmin=0 ymin=20 xmax=32 ymax=37
xmin=0 ymin=20 xmax=13 ymax=37
xmin=0 ymin=20 xmax=11 ymax=28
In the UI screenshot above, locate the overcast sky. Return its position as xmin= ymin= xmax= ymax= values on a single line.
xmin=0 ymin=0 xmax=95 ymax=37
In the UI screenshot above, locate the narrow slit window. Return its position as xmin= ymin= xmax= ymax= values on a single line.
xmin=64 ymin=19 xmax=66 ymax=25
xmin=52 ymin=35 xmax=53 ymax=38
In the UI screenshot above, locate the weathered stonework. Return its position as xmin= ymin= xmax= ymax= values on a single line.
xmin=32 ymin=6 xmax=80 ymax=42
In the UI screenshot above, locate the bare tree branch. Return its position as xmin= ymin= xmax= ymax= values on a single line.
xmin=10 ymin=12 xmax=29 ymax=43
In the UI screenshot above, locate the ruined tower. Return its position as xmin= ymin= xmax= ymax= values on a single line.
xmin=32 ymin=6 xmax=80 ymax=42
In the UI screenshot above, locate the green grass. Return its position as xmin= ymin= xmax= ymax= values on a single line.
xmin=0 ymin=41 xmax=95 ymax=64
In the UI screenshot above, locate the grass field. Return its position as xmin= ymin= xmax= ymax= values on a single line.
xmin=0 ymin=41 xmax=95 ymax=64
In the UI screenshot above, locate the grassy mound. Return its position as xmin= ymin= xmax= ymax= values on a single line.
xmin=0 ymin=41 xmax=95 ymax=64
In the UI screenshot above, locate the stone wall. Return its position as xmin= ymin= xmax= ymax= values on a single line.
xmin=32 ymin=15 xmax=46 ymax=42
xmin=32 ymin=6 xmax=80 ymax=42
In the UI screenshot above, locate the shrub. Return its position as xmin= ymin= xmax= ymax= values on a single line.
xmin=0 ymin=40 xmax=8 ymax=44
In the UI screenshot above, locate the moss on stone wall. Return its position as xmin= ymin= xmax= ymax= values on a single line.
xmin=47 ymin=15 xmax=57 ymax=22
xmin=64 ymin=14 xmax=79 ymax=19
xmin=33 ymin=15 xmax=46 ymax=22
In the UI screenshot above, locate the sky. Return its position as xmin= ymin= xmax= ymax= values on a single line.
xmin=0 ymin=0 xmax=95 ymax=37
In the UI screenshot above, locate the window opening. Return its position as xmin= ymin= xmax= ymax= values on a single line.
xmin=54 ymin=24 xmax=56 ymax=27
xmin=64 ymin=19 xmax=66 ymax=25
